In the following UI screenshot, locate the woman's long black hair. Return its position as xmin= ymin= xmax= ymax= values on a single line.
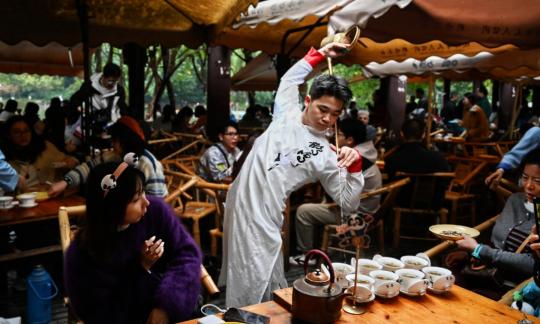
xmin=77 ymin=162 xmax=146 ymax=260
xmin=2 ymin=115 xmax=46 ymax=163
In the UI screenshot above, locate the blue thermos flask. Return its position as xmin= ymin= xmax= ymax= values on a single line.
xmin=27 ymin=265 xmax=58 ymax=324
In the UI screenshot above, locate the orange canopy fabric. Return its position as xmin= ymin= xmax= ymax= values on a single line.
xmin=0 ymin=41 xmax=86 ymax=76
xmin=0 ymin=0 xmax=257 ymax=47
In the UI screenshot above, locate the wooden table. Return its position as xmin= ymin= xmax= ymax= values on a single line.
xmin=180 ymin=285 xmax=536 ymax=323
xmin=0 ymin=195 xmax=85 ymax=262
xmin=271 ymin=286 xmax=536 ymax=323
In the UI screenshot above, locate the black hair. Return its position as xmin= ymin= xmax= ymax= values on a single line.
xmin=5 ymin=99 xmax=17 ymax=112
xmin=78 ymin=162 xmax=145 ymax=260
xmin=24 ymin=102 xmax=39 ymax=116
xmin=103 ymin=63 xmax=122 ymax=78
xmin=50 ymin=97 xmax=61 ymax=109
xmin=401 ymin=118 xmax=425 ymax=141
xmin=218 ymin=122 xmax=238 ymax=136
xmin=477 ymin=85 xmax=488 ymax=97
xmin=415 ymin=88 xmax=425 ymax=97
xmin=178 ymin=106 xmax=194 ymax=120
xmin=464 ymin=92 xmax=477 ymax=106
xmin=338 ymin=118 xmax=366 ymax=145
xmin=109 ymin=121 xmax=146 ymax=156
xmin=194 ymin=105 xmax=206 ymax=117
xmin=522 ymin=148 xmax=540 ymax=169
xmin=2 ymin=115 xmax=46 ymax=163
xmin=309 ymin=74 xmax=352 ymax=109
xmin=162 ymin=104 xmax=174 ymax=122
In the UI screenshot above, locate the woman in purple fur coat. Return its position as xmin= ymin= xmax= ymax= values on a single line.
xmin=64 ymin=161 xmax=202 ymax=323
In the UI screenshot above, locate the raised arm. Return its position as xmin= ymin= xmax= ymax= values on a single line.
xmin=273 ymin=43 xmax=350 ymax=120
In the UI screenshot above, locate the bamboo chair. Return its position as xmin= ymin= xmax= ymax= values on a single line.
xmin=321 ymin=177 xmax=411 ymax=255
xmin=160 ymin=133 xmax=211 ymax=161
xmin=58 ymin=205 xmax=219 ymax=301
xmin=393 ymin=172 xmax=455 ymax=248
xmin=444 ymin=159 xmax=490 ymax=225
xmin=163 ymin=169 xmax=217 ymax=247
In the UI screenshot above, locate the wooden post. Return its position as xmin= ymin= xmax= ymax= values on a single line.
xmin=123 ymin=43 xmax=147 ymax=121
xmin=381 ymin=76 xmax=406 ymax=135
xmin=206 ymin=46 xmax=231 ymax=141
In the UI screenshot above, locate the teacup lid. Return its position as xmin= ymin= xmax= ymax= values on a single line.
xmin=305 ymin=269 xmax=330 ymax=286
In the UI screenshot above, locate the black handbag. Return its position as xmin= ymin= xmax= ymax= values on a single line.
xmin=460 ymin=257 xmax=504 ymax=288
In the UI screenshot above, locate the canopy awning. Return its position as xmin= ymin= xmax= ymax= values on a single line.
xmin=362 ymin=49 xmax=540 ymax=79
xmin=216 ymin=0 xmax=540 ymax=66
xmin=0 ymin=41 xmax=85 ymax=76
xmin=1 ymin=0 xmax=257 ymax=48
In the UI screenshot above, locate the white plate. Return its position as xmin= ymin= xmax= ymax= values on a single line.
xmin=399 ymin=287 xmax=426 ymax=297
xmin=429 ymin=224 xmax=480 ymax=241
xmin=20 ymin=202 xmax=38 ymax=208
xmin=0 ymin=205 xmax=14 ymax=210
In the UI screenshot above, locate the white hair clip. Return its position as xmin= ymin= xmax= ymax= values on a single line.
xmin=101 ymin=153 xmax=139 ymax=196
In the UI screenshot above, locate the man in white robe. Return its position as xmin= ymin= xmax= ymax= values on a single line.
xmin=220 ymin=42 xmax=365 ymax=308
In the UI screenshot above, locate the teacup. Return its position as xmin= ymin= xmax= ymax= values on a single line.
xmin=395 ymin=269 xmax=429 ymax=294
xmin=373 ymin=255 xmax=404 ymax=272
xmin=18 ymin=193 xmax=36 ymax=207
xmin=326 ymin=263 xmax=354 ymax=288
xmin=351 ymin=258 xmax=383 ymax=275
xmin=422 ymin=266 xmax=455 ymax=291
xmin=401 ymin=255 xmax=429 ymax=270
xmin=345 ymin=274 xmax=374 ymax=302
xmin=369 ymin=270 xmax=400 ymax=297
xmin=0 ymin=196 xmax=17 ymax=209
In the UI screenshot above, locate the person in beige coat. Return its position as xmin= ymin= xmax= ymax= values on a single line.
xmin=2 ymin=116 xmax=78 ymax=189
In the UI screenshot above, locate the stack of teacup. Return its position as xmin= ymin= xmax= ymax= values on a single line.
xmin=345 ymin=254 xmax=455 ymax=301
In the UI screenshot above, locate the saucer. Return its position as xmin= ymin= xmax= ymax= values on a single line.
xmin=346 ymin=292 xmax=375 ymax=304
xmin=376 ymin=289 xmax=400 ymax=299
xmin=20 ymin=202 xmax=38 ymax=208
xmin=428 ymin=286 xmax=451 ymax=294
xmin=0 ymin=205 xmax=14 ymax=210
xmin=399 ymin=287 xmax=426 ymax=297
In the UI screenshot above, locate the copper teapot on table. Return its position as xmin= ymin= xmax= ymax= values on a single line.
xmin=292 ymin=249 xmax=350 ymax=323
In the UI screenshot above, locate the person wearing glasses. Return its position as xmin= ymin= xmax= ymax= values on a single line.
xmin=70 ymin=62 xmax=128 ymax=147
xmin=197 ymin=122 xmax=241 ymax=183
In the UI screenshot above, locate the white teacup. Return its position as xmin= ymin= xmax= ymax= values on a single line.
xmin=373 ymin=255 xmax=404 ymax=272
xmin=401 ymin=255 xmax=429 ymax=270
xmin=18 ymin=193 xmax=36 ymax=207
xmin=324 ymin=263 xmax=354 ymax=288
xmin=369 ymin=270 xmax=400 ymax=297
xmin=422 ymin=266 xmax=455 ymax=291
xmin=0 ymin=196 xmax=17 ymax=209
xmin=351 ymin=258 xmax=383 ymax=275
xmin=395 ymin=269 xmax=429 ymax=294
xmin=345 ymin=274 xmax=374 ymax=301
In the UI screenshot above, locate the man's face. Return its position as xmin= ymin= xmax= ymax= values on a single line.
xmin=219 ymin=126 xmax=239 ymax=151
xmin=303 ymin=95 xmax=343 ymax=132
xmin=100 ymin=76 xmax=120 ymax=90
xmin=358 ymin=114 xmax=369 ymax=125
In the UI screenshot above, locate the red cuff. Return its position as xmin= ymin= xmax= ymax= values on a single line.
xmin=304 ymin=47 xmax=325 ymax=67
xmin=347 ymin=149 xmax=362 ymax=173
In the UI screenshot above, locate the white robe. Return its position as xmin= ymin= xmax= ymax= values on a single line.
xmin=219 ymin=57 xmax=365 ymax=308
